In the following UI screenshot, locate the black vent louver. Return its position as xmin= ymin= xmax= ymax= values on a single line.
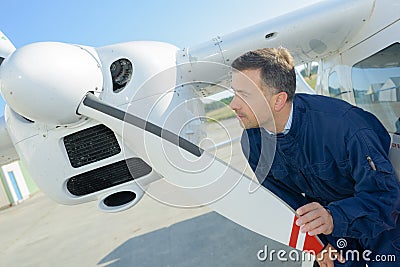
xmin=66 ymin=158 xmax=152 ymax=196
xmin=64 ymin=124 xmax=121 ymax=168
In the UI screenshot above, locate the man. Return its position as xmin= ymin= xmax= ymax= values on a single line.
xmin=229 ymin=47 xmax=400 ymax=266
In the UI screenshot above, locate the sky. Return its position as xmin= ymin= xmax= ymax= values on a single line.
xmin=0 ymin=0 xmax=323 ymax=116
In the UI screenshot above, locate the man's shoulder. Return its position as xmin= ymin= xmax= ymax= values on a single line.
xmin=294 ymin=94 xmax=387 ymax=136
xmin=294 ymin=93 xmax=355 ymax=119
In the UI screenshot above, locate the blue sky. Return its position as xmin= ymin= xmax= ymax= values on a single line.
xmin=0 ymin=0 xmax=323 ymax=116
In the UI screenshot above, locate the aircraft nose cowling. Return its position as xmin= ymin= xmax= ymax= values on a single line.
xmin=0 ymin=42 xmax=103 ymax=125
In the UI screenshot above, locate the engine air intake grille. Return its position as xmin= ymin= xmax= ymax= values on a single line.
xmin=66 ymin=158 xmax=152 ymax=196
xmin=64 ymin=124 xmax=121 ymax=168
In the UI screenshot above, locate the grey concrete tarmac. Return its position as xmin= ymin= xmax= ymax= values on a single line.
xmin=0 ymin=190 xmax=306 ymax=267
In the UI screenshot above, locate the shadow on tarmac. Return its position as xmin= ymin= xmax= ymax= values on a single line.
xmin=98 ymin=212 xmax=304 ymax=267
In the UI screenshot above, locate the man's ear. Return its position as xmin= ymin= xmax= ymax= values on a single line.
xmin=273 ymin=92 xmax=288 ymax=112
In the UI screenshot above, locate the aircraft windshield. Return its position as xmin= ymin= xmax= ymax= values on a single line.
xmin=351 ymin=42 xmax=400 ymax=134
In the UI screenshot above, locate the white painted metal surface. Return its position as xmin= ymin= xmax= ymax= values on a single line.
xmin=0 ymin=3 xmax=398 ymax=265
xmin=0 ymin=31 xmax=15 ymax=58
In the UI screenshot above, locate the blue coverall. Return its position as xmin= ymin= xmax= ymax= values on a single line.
xmin=241 ymin=94 xmax=400 ymax=266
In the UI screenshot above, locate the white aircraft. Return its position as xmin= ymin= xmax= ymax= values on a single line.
xmin=0 ymin=0 xmax=399 ymax=264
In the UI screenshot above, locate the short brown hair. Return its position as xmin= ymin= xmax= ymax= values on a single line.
xmin=231 ymin=47 xmax=296 ymax=101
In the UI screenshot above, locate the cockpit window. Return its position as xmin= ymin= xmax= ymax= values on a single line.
xmin=328 ymin=71 xmax=341 ymax=99
xmin=352 ymin=43 xmax=400 ymax=133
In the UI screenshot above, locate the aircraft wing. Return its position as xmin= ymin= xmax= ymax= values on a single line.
xmin=176 ymin=0 xmax=373 ymax=99
xmin=182 ymin=0 xmax=374 ymax=65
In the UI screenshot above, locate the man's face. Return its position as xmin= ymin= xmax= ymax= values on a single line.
xmin=229 ymin=69 xmax=275 ymax=130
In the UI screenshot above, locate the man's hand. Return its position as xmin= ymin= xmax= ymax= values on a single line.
xmin=296 ymin=202 xmax=333 ymax=235
xmin=316 ymin=243 xmax=346 ymax=267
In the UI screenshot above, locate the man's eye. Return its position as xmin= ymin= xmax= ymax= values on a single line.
xmin=235 ymin=91 xmax=249 ymax=98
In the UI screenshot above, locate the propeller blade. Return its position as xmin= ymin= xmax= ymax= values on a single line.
xmin=0 ymin=31 xmax=16 ymax=60
xmin=79 ymin=93 xmax=203 ymax=157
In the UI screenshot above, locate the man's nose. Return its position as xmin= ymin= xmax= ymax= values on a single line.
xmin=229 ymin=95 xmax=240 ymax=111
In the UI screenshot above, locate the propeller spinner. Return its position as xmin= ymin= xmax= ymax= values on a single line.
xmin=0 ymin=42 xmax=103 ymax=125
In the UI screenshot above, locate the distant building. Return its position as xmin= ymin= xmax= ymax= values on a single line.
xmin=366 ymin=82 xmax=384 ymax=102
xmin=0 ymin=161 xmax=39 ymax=209
xmin=378 ymin=77 xmax=400 ymax=102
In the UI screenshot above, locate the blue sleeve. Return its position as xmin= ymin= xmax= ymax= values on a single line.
xmin=327 ymin=129 xmax=400 ymax=239
xmin=260 ymin=173 xmax=309 ymax=210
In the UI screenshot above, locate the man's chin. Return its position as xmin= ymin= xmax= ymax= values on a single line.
xmin=237 ymin=119 xmax=246 ymax=128
xmin=238 ymin=120 xmax=257 ymax=129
